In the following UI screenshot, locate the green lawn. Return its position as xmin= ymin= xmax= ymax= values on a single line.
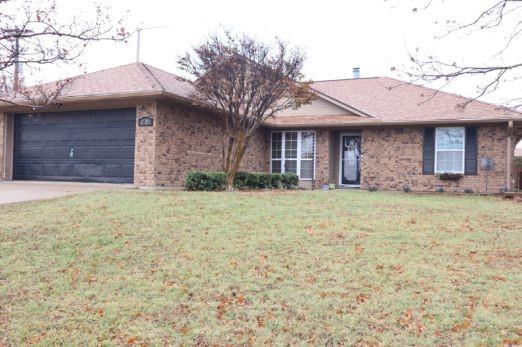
xmin=0 ymin=190 xmax=521 ymax=345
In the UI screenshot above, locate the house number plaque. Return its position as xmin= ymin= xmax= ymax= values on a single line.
xmin=138 ymin=116 xmax=153 ymax=127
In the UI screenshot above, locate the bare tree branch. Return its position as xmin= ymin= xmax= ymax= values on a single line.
xmin=178 ymin=31 xmax=314 ymax=190
xmin=396 ymin=0 xmax=522 ymax=110
xmin=0 ymin=0 xmax=128 ymax=110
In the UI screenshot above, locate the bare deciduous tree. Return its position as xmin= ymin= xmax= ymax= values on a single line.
xmin=0 ymin=0 xmax=128 ymax=109
xmin=397 ymin=0 xmax=522 ymax=109
xmin=178 ymin=32 xmax=314 ymax=191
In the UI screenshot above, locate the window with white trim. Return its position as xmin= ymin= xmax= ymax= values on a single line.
xmin=271 ymin=131 xmax=315 ymax=180
xmin=435 ymin=127 xmax=465 ymax=173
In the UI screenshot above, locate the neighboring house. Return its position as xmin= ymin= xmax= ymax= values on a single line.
xmin=1 ymin=63 xmax=522 ymax=193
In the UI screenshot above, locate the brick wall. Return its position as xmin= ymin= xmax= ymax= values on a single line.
xmin=314 ymin=129 xmax=331 ymax=187
xmin=138 ymin=101 xmax=269 ymax=188
xmin=360 ymin=124 xmax=508 ymax=193
xmin=134 ymin=103 xmax=157 ymax=186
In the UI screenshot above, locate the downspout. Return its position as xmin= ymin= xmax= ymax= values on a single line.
xmin=2 ymin=114 xmax=6 ymax=181
xmin=507 ymin=121 xmax=514 ymax=192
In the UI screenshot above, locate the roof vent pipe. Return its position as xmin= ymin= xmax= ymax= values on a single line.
xmin=353 ymin=67 xmax=360 ymax=79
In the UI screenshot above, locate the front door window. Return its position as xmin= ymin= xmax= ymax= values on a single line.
xmin=341 ymin=135 xmax=361 ymax=185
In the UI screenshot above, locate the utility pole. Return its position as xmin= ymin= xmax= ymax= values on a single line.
xmin=5 ymin=28 xmax=32 ymax=91
xmin=134 ymin=26 xmax=166 ymax=63
xmin=136 ymin=28 xmax=142 ymax=63
xmin=13 ymin=34 xmax=20 ymax=91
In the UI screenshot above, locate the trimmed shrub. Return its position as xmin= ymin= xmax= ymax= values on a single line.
xmin=185 ymin=171 xmax=299 ymax=191
xmin=245 ymin=172 xmax=260 ymax=188
xmin=270 ymin=173 xmax=283 ymax=189
xmin=281 ymin=172 xmax=299 ymax=188
xmin=234 ymin=171 xmax=250 ymax=189
xmin=185 ymin=171 xmax=225 ymax=191
xmin=258 ymin=173 xmax=273 ymax=189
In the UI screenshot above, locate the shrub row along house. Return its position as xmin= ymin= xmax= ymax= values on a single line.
xmin=1 ymin=63 xmax=522 ymax=192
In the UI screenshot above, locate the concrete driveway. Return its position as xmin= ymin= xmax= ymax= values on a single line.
xmin=0 ymin=181 xmax=133 ymax=205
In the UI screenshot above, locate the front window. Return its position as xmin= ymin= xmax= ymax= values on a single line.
xmin=435 ymin=127 xmax=465 ymax=173
xmin=271 ymin=131 xmax=315 ymax=180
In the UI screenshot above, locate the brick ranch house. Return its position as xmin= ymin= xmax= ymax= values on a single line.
xmin=1 ymin=63 xmax=522 ymax=193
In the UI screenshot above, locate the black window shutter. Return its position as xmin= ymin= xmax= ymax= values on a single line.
xmin=422 ymin=128 xmax=435 ymax=175
xmin=465 ymin=127 xmax=478 ymax=175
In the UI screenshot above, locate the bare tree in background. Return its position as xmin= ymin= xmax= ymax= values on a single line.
xmin=397 ymin=0 xmax=522 ymax=109
xmin=179 ymin=32 xmax=314 ymax=191
xmin=0 ymin=0 xmax=128 ymax=109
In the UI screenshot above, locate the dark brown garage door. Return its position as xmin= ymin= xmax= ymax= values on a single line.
xmin=13 ymin=108 xmax=136 ymax=183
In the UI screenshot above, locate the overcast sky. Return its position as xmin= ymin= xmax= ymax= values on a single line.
xmin=27 ymin=0 xmax=522 ymax=110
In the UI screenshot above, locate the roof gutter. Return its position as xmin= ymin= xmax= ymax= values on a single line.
xmin=265 ymin=118 xmax=522 ymax=128
xmin=0 ymin=90 xmax=199 ymax=113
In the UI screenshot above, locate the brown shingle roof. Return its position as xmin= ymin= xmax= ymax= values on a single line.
xmin=4 ymin=63 xmax=521 ymax=126
xmin=307 ymin=77 xmax=521 ymax=123
xmin=60 ymin=62 xmax=194 ymax=100
xmin=3 ymin=63 xmax=194 ymax=107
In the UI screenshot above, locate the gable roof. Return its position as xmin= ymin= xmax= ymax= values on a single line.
xmin=267 ymin=77 xmax=522 ymax=126
xmin=3 ymin=63 xmax=521 ymax=126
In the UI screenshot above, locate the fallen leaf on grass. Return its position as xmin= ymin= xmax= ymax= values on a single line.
xmin=305 ymin=226 xmax=315 ymax=236
xmin=356 ymin=293 xmax=368 ymax=304
xmin=451 ymin=319 xmax=471 ymax=332
xmin=503 ymin=338 xmax=522 ymax=346
xmin=398 ymin=308 xmax=413 ymax=328
xmin=390 ymin=264 xmax=404 ymax=274
xmin=305 ymin=275 xmax=316 ymax=284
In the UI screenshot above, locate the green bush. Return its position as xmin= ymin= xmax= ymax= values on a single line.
xmin=185 ymin=171 xmax=299 ymax=191
xmin=185 ymin=171 xmax=225 ymax=191
xmin=258 ymin=173 xmax=273 ymax=189
xmin=281 ymin=172 xmax=299 ymax=188
xmin=515 ymin=156 xmax=522 ymax=168
xmin=234 ymin=171 xmax=250 ymax=189
xmin=245 ymin=172 xmax=260 ymax=188
xmin=270 ymin=173 xmax=283 ymax=189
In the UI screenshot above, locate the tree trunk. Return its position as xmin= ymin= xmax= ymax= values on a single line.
xmin=225 ymin=131 xmax=249 ymax=191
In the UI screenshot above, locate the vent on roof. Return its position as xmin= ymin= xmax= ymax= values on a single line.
xmin=353 ymin=67 xmax=360 ymax=79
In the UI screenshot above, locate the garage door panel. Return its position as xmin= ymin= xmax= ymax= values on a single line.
xmin=122 ymin=145 xmax=135 ymax=159
xmin=42 ymin=147 xmax=56 ymax=159
xmin=29 ymin=147 xmax=42 ymax=159
xmin=105 ymin=146 xmax=124 ymax=159
xmin=28 ymin=163 xmax=43 ymax=175
xmin=105 ymin=165 xmax=123 ymax=177
xmin=14 ymin=163 xmax=27 ymax=176
xmin=73 ymin=163 xmax=104 ymax=178
xmin=15 ymin=146 xmax=30 ymax=160
xmin=55 ymin=147 xmax=72 ymax=159
xmin=89 ymin=129 xmax=106 ymax=141
xmin=14 ymin=108 xmax=136 ymax=183
xmin=43 ymin=163 xmax=60 ymax=176
xmin=122 ymin=165 xmax=134 ymax=178
xmin=72 ymin=147 xmax=89 ymax=160
xmin=57 ymin=163 xmax=74 ymax=176
xmin=89 ymin=147 xmax=104 ymax=159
